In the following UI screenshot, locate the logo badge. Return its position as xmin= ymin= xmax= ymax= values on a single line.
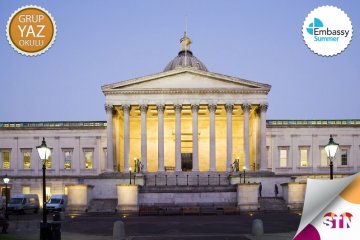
xmin=302 ymin=6 xmax=352 ymax=56
xmin=6 ymin=5 xmax=57 ymax=56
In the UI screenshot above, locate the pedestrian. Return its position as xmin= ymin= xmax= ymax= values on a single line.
xmin=258 ymin=182 xmax=262 ymax=197
xmin=274 ymin=184 xmax=279 ymax=198
xmin=0 ymin=208 xmax=8 ymax=234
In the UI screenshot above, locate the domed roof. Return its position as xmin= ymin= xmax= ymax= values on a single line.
xmin=163 ymin=32 xmax=208 ymax=72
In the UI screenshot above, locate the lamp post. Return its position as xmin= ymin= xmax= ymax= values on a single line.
xmin=3 ymin=174 xmax=9 ymax=219
xmin=325 ymin=135 xmax=339 ymax=180
xmin=243 ymin=166 xmax=246 ymax=184
xmin=129 ymin=167 xmax=132 ymax=184
xmin=37 ymin=137 xmax=51 ymax=240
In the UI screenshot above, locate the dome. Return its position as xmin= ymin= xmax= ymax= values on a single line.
xmin=163 ymin=50 xmax=208 ymax=72
xmin=163 ymin=32 xmax=208 ymax=72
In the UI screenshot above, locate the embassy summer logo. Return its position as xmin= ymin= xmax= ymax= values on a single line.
xmin=302 ymin=6 xmax=352 ymax=56
xmin=323 ymin=212 xmax=354 ymax=229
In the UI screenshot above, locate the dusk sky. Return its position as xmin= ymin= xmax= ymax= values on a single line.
xmin=1 ymin=1 xmax=359 ymax=122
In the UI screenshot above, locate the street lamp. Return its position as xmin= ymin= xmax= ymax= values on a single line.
xmin=325 ymin=135 xmax=339 ymax=180
xmin=243 ymin=166 xmax=246 ymax=184
xmin=129 ymin=167 xmax=132 ymax=184
xmin=3 ymin=174 xmax=9 ymax=219
xmin=37 ymin=137 xmax=51 ymax=240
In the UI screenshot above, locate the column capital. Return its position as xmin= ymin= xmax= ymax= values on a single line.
xmin=156 ymin=104 xmax=165 ymax=113
xmin=259 ymin=103 xmax=268 ymax=112
xmin=225 ymin=103 xmax=234 ymax=113
xmin=208 ymin=103 xmax=217 ymax=113
xmin=191 ymin=104 xmax=200 ymax=113
xmin=241 ymin=103 xmax=251 ymax=113
xmin=105 ymin=104 xmax=113 ymax=113
xmin=174 ymin=104 xmax=183 ymax=112
xmin=122 ymin=104 xmax=131 ymax=114
xmin=139 ymin=104 xmax=148 ymax=113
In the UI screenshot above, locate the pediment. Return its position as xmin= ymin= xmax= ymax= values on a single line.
xmin=102 ymin=68 xmax=270 ymax=94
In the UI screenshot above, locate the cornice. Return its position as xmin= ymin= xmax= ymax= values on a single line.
xmin=103 ymin=88 xmax=270 ymax=95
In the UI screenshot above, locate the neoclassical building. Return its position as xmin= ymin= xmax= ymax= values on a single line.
xmin=1 ymin=33 xmax=359 ymax=211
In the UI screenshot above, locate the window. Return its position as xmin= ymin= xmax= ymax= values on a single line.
xmin=279 ymin=148 xmax=288 ymax=167
xmin=299 ymin=147 xmax=309 ymax=167
xmin=64 ymin=186 xmax=68 ymax=195
xmin=63 ymin=149 xmax=73 ymax=169
xmin=23 ymin=150 xmax=31 ymax=169
xmin=341 ymin=148 xmax=348 ymax=166
xmin=84 ymin=149 xmax=94 ymax=169
xmin=45 ymin=154 xmax=52 ymax=169
xmin=46 ymin=186 xmax=51 ymax=201
xmin=1 ymin=150 xmax=10 ymax=169
xmin=22 ymin=186 xmax=31 ymax=194
xmin=320 ymin=147 xmax=328 ymax=167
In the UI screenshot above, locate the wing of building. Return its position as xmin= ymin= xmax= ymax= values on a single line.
xmin=1 ymin=33 xmax=359 ymax=212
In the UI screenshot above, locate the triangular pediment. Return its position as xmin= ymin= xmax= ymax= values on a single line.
xmin=102 ymin=68 xmax=270 ymax=94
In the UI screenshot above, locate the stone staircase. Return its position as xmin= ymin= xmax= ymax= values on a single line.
xmin=88 ymin=199 xmax=117 ymax=213
xmin=258 ymin=197 xmax=288 ymax=212
xmin=144 ymin=172 xmax=231 ymax=187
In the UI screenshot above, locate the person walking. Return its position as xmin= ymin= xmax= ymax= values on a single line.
xmin=274 ymin=184 xmax=279 ymax=198
xmin=258 ymin=182 xmax=262 ymax=197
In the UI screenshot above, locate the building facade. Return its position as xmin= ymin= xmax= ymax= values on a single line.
xmin=1 ymin=34 xmax=359 ymax=210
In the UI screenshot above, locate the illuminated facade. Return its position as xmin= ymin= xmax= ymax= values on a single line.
xmin=1 ymin=34 xmax=360 ymax=210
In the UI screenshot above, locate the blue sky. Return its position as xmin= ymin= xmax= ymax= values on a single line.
xmin=0 ymin=1 xmax=359 ymax=121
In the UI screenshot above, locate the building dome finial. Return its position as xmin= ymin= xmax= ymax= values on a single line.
xmin=163 ymin=32 xmax=208 ymax=72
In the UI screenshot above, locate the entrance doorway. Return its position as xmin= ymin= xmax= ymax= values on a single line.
xmin=1 ymin=186 xmax=10 ymax=200
xmin=181 ymin=153 xmax=193 ymax=171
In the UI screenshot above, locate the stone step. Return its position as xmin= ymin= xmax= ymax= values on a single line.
xmin=144 ymin=172 xmax=231 ymax=186
xmin=258 ymin=197 xmax=288 ymax=211
xmin=88 ymin=199 xmax=117 ymax=213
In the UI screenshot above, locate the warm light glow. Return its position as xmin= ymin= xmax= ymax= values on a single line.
xmin=325 ymin=135 xmax=339 ymax=159
xmin=129 ymin=167 xmax=132 ymax=171
xmin=3 ymin=175 xmax=9 ymax=184
xmin=243 ymin=166 xmax=246 ymax=170
xmin=36 ymin=137 xmax=51 ymax=162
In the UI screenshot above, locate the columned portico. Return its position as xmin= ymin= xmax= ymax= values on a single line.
xmin=157 ymin=104 xmax=165 ymax=172
xmin=242 ymin=103 xmax=251 ymax=170
xmin=174 ymin=104 xmax=182 ymax=172
xmin=102 ymin=35 xmax=270 ymax=174
xmin=105 ymin=104 xmax=114 ymax=172
xmin=259 ymin=104 xmax=268 ymax=171
xmin=191 ymin=104 xmax=200 ymax=171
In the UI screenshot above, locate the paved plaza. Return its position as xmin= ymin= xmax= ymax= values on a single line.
xmin=2 ymin=212 xmax=300 ymax=240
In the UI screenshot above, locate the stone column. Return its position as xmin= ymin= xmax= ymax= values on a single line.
xmin=259 ymin=104 xmax=268 ymax=171
xmin=123 ymin=104 xmax=131 ymax=173
xmin=157 ymin=104 xmax=165 ymax=172
xmin=105 ymin=104 xmax=114 ymax=172
xmin=208 ymin=104 xmax=217 ymax=171
xmin=174 ymin=104 xmax=182 ymax=172
xmin=225 ymin=104 xmax=234 ymax=172
xmin=191 ymin=104 xmax=200 ymax=171
xmin=139 ymin=104 xmax=148 ymax=172
xmin=242 ymin=103 xmax=251 ymax=171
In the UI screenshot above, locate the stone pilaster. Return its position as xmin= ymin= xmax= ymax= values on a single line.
xmin=174 ymin=104 xmax=182 ymax=171
xmin=208 ymin=104 xmax=217 ymax=171
xmin=139 ymin=104 xmax=148 ymax=172
xmin=191 ymin=104 xmax=200 ymax=171
xmin=225 ymin=103 xmax=234 ymax=172
xmin=157 ymin=104 xmax=165 ymax=172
